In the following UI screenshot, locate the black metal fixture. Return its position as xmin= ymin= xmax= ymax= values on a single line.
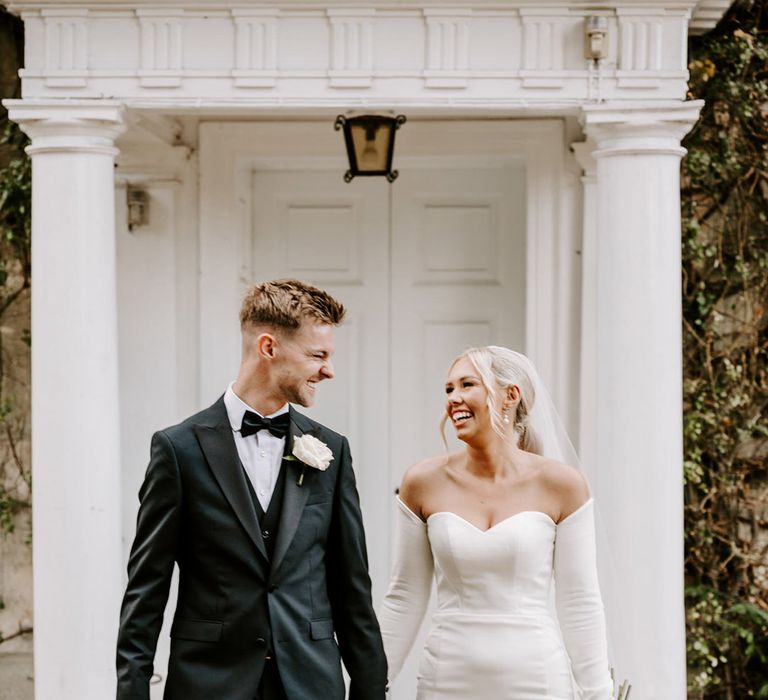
xmin=126 ymin=186 xmax=149 ymax=231
xmin=334 ymin=114 xmax=407 ymax=183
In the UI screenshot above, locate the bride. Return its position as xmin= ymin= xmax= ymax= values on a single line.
xmin=378 ymin=346 xmax=613 ymax=699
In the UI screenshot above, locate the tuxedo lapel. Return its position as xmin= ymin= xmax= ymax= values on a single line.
xmin=193 ymin=405 xmax=269 ymax=564
xmin=270 ymin=407 xmax=313 ymax=576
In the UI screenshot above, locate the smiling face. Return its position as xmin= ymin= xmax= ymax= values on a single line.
xmin=444 ymin=357 xmax=499 ymax=442
xmin=272 ymin=321 xmax=336 ymax=407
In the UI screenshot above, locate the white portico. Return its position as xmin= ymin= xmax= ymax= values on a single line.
xmin=4 ymin=1 xmax=729 ymax=699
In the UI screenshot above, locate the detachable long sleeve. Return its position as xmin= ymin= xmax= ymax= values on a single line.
xmin=554 ymin=499 xmax=613 ymax=700
xmin=378 ymin=497 xmax=434 ymax=683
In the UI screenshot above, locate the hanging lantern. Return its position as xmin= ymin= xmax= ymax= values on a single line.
xmin=334 ymin=114 xmax=407 ymax=183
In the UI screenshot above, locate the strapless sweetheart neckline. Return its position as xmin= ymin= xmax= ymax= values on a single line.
xmin=426 ymin=509 xmax=556 ymax=533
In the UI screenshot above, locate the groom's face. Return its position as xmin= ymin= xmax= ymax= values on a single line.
xmin=273 ymin=321 xmax=336 ymax=407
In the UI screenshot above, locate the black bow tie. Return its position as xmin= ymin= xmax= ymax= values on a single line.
xmin=240 ymin=411 xmax=290 ymax=439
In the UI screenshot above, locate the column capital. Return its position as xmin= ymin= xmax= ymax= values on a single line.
xmin=580 ymin=100 xmax=704 ymax=159
xmin=3 ymin=99 xmax=126 ymax=156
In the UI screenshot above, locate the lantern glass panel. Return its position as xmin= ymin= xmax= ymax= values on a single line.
xmin=349 ymin=120 xmax=392 ymax=173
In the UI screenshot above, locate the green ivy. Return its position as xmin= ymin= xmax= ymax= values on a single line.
xmin=0 ymin=114 xmax=31 ymax=537
xmin=0 ymin=122 xmax=30 ymax=284
xmin=683 ymin=2 xmax=768 ymax=697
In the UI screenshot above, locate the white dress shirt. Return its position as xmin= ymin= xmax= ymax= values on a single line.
xmin=224 ymin=382 xmax=289 ymax=512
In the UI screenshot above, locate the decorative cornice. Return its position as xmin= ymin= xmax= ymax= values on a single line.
xmin=328 ymin=8 xmax=375 ymax=87
xmin=424 ymin=8 xmax=470 ymax=88
xmin=231 ymin=9 xmax=279 ymax=87
xmin=8 ymin=3 xmax=715 ymax=104
xmin=137 ymin=9 xmax=184 ymax=87
xmin=6 ymin=1 xmax=706 ymax=7
xmin=41 ymin=8 xmax=89 ymax=87
xmin=689 ymin=0 xmax=732 ymax=35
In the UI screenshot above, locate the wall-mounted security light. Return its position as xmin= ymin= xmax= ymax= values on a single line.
xmin=127 ymin=187 xmax=149 ymax=231
xmin=585 ymin=16 xmax=609 ymax=61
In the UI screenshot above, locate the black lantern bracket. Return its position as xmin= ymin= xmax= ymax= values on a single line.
xmin=334 ymin=113 xmax=407 ymax=183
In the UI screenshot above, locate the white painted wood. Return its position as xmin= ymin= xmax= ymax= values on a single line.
xmin=232 ymin=9 xmax=279 ymax=87
xmin=11 ymin=1 xmax=713 ymax=103
xmin=42 ymin=8 xmax=88 ymax=86
xmin=582 ymin=101 xmax=703 ymax=700
xmin=5 ymin=99 xmax=126 ymax=700
xmin=571 ymin=140 xmax=598 ymax=475
xmin=424 ymin=8 xmax=470 ymax=87
xmin=137 ymin=8 xmax=184 ymax=87
xmin=328 ymin=8 xmax=375 ymax=87
xmin=689 ymin=0 xmax=734 ymax=34
xmin=389 ymin=164 xmax=526 ymax=471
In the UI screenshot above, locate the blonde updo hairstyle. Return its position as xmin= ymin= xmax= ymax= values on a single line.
xmin=441 ymin=346 xmax=543 ymax=454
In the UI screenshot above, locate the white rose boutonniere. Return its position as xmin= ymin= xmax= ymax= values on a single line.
xmin=291 ymin=434 xmax=333 ymax=485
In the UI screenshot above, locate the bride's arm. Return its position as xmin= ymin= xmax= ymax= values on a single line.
xmin=554 ymin=499 xmax=613 ymax=700
xmin=377 ymin=496 xmax=434 ymax=683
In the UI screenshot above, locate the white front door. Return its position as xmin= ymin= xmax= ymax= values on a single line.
xmin=197 ymin=120 xmax=571 ymax=698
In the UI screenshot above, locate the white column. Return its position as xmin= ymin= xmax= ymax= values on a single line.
xmin=5 ymin=99 xmax=125 ymax=700
xmin=571 ymin=140 xmax=598 ymax=476
xmin=580 ymin=101 xmax=702 ymax=700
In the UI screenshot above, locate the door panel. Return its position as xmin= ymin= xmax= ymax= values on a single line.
xmin=390 ymin=165 xmax=526 ymax=471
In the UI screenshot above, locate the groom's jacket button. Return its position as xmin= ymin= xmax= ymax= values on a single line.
xmin=261 ymin=529 xmax=270 ymax=539
xmin=255 ymin=637 xmax=267 ymax=647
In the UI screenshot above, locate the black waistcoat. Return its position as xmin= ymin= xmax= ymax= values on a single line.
xmin=242 ymin=459 xmax=288 ymax=656
xmin=244 ymin=459 xmax=288 ymax=562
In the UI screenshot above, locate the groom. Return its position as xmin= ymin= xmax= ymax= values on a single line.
xmin=116 ymin=279 xmax=387 ymax=700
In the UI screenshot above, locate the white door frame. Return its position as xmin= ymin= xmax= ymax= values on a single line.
xmin=199 ymin=118 xmax=577 ymax=422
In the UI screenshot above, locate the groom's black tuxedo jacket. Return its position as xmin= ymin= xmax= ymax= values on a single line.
xmin=116 ymin=398 xmax=387 ymax=700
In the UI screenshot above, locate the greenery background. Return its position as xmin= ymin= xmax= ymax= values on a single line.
xmin=0 ymin=5 xmax=31 ymax=649
xmin=0 ymin=8 xmax=29 ymax=532
xmin=683 ymin=1 xmax=768 ymax=697
xmin=0 ymin=0 xmax=767 ymax=696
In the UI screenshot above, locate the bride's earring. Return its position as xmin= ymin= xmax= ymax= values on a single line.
xmin=502 ymin=407 xmax=510 ymax=425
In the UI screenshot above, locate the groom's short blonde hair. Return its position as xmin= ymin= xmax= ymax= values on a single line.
xmin=240 ymin=278 xmax=346 ymax=331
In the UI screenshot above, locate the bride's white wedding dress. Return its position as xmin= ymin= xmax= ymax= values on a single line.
xmin=379 ymin=497 xmax=612 ymax=700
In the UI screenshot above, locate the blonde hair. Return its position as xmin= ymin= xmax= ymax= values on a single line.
xmin=240 ymin=278 xmax=346 ymax=331
xmin=440 ymin=346 xmax=542 ymax=454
